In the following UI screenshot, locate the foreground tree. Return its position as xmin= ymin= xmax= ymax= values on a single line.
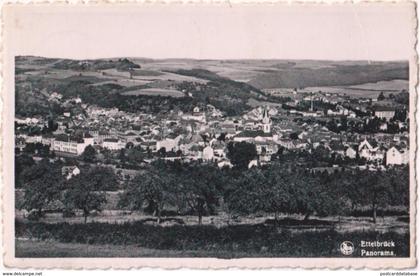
xmin=64 ymin=172 xmax=107 ymax=223
xmin=83 ymin=166 xmax=119 ymax=191
xmin=20 ymin=160 xmax=64 ymax=219
xmin=350 ymin=169 xmax=403 ymax=223
xmin=118 ymin=168 xmax=173 ymax=223
xmin=177 ymin=164 xmax=223 ymax=224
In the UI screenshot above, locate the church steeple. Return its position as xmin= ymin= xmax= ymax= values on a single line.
xmin=262 ymin=107 xmax=271 ymax=133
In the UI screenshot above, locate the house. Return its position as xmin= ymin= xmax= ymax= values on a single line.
xmin=218 ymin=159 xmax=233 ymax=168
xmin=345 ymin=146 xmax=357 ymax=159
xmin=358 ymin=138 xmax=384 ymax=161
xmin=25 ymin=135 xmax=43 ymax=144
xmin=255 ymin=141 xmax=279 ymax=156
xmin=202 ymin=146 xmax=214 ymax=161
xmin=212 ymin=142 xmax=226 ymax=158
xmin=329 ymin=142 xmax=346 ymax=157
xmin=61 ymin=166 xmax=80 ymax=180
xmin=248 ymin=159 xmax=259 ymax=169
xmin=140 ymin=141 xmax=157 ymax=152
xmin=182 ymin=106 xmax=206 ymax=123
xmin=386 ymin=146 xmax=409 ymax=165
xmin=157 ymin=135 xmax=182 ymax=152
xmin=373 ymin=106 xmax=395 ymax=121
xmin=103 ymin=138 xmax=126 ymax=150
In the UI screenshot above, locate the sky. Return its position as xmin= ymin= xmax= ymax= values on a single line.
xmin=4 ymin=2 xmax=416 ymax=61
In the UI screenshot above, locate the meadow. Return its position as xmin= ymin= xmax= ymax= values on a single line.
xmin=15 ymin=219 xmax=409 ymax=258
xmin=299 ymin=79 xmax=408 ymax=99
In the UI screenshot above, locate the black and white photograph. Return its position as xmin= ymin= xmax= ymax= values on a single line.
xmin=2 ymin=2 xmax=417 ymax=269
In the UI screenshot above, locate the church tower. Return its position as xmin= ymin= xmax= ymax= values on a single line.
xmin=262 ymin=107 xmax=271 ymax=133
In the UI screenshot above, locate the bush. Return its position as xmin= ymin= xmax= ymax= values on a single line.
xmin=27 ymin=211 xmax=43 ymax=221
xmin=62 ymin=210 xmax=76 ymax=218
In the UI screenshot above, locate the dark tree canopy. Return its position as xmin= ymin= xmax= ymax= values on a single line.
xmin=64 ymin=171 xmax=108 ymax=223
xmin=227 ymin=141 xmax=257 ymax=169
xmin=19 ymin=160 xmax=64 ymax=218
xmin=81 ymin=145 xmax=96 ymax=163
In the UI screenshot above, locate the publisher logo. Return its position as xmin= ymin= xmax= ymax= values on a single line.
xmin=340 ymin=241 xmax=354 ymax=256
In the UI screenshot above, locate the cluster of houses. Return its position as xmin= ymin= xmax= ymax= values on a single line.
xmin=16 ymin=101 xmax=409 ymax=168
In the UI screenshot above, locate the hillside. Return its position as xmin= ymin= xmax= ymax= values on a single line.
xmin=247 ymin=62 xmax=408 ymax=89
xmin=15 ymin=56 xmax=409 ymax=117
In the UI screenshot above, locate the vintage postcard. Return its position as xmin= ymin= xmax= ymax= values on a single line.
xmin=1 ymin=1 xmax=418 ymax=269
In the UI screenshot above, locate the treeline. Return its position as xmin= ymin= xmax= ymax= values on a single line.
xmin=17 ymin=157 xmax=409 ymax=224
xmin=52 ymin=58 xmax=140 ymax=71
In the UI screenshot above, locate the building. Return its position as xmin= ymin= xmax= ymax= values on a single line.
xmin=261 ymin=108 xmax=271 ymax=133
xmin=234 ymin=107 xmax=278 ymax=143
xmin=386 ymin=146 xmax=409 ymax=165
xmin=103 ymin=138 xmax=126 ymax=150
xmin=156 ymin=135 xmax=182 ymax=152
xmin=358 ymin=138 xmax=384 ymax=162
xmin=373 ymin=106 xmax=395 ymax=121
xmin=61 ymin=166 xmax=80 ymax=180
xmin=345 ymin=146 xmax=357 ymax=159
xmin=202 ymin=146 xmax=214 ymax=161
xmin=51 ymin=134 xmax=94 ymax=155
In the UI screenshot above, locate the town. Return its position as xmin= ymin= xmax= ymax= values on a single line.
xmin=15 ymin=86 xmax=409 ymax=170
xmin=14 ymin=57 xmax=410 ymax=258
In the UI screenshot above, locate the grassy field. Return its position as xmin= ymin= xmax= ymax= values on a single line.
xmin=15 ymin=239 xmax=225 ymax=258
xmin=15 ymin=219 xmax=410 ymax=258
xmin=345 ymin=79 xmax=408 ymax=91
xmin=299 ymin=79 xmax=408 ymax=99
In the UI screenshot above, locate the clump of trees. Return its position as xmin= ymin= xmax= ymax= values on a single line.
xmin=17 ymin=155 xmax=409 ymax=225
xmin=17 ymin=159 xmax=119 ymax=222
xmin=119 ymin=161 xmax=225 ymax=224
xmin=19 ymin=160 xmax=64 ymax=219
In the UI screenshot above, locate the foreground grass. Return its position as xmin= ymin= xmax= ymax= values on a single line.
xmin=15 ymin=220 xmax=410 ymax=258
xmin=15 ymin=239 xmax=233 ymax=258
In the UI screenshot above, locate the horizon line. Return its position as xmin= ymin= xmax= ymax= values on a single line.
xmin=15 ymin=55 xmax=409 ymax=63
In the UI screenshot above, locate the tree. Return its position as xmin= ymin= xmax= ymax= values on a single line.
xmin=349 ymin=170 xmax=394 ymax=223
xmin=217 ymin=133 xmax=226 ymax=142
xmin=15 ymin=154 xmax=35 ymax=188
xmin=157 ymin=147 xmax=167 ymax=157
xmin=227 ymin=141 xmax=257 ymax=169
xmin=19 ymin=160 xmax=64 ymax=218
xmin=289 ymin=132 xmax=299 ymax=140
xmin=118 ymin=168 xmax=172 ymax=223
xmin=126 ymin=147 xmax=145 ymax=165
xmin=377 ymin=91 xmax=385 ymax=101
xmin=394 ymin=90 xmax=409 ymax=105
xmin=177 ymin=164 xmax=223 ymax=224
xmin=82 ymin=166 xmax=119 ymax=191
xmin=286 ymin=170 xmax=337 ymax=220
xmin=225 ymin=165 xmax=340 ymax=224
xmin=64 ymin=171 xmax=107 ymax=223
xmin=24 ymin=143 xmax=50 ymax=156
xmin=126 ymin=142 xmax=134 ymax=149
xmin=81 ymin=145 xmax=96 ymax=163
xmin=225 ymin=169 xmax=274 ymax=218
xmin=118 ymin=148 xmax=127 ymax=164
